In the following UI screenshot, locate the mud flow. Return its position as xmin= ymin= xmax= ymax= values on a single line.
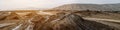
xmin=0 ymin=10 xmax=119 ymax=30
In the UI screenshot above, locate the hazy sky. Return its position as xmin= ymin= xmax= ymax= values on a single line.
xmin=0 ymin=0 xmax=120 ymax=10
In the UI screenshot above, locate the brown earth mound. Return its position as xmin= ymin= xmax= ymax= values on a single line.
xmin=0 ymin=10 xmax=119 ymax=30
xmin=32 ymin=13 xmax=116 ymax=30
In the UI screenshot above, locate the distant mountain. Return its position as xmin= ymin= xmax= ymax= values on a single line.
xmin=52 ymin=3 xmax=120 ymax=11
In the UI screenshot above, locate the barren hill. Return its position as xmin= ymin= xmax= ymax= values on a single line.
xmin=53 ymin=3 xmax=120 ymax=11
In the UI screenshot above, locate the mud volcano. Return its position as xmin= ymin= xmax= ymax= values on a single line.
xmin=0 ymin=11 xmax=119 ymax=30
xmin=33 ymin=13 xmax=116 ymax=30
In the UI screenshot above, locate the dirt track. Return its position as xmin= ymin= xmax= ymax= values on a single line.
xmin=84 ymin=18 xmax=120 ymax=29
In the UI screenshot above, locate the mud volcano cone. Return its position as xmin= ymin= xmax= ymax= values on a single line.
xmin=33 ymin=13 xmax=116 ymax=30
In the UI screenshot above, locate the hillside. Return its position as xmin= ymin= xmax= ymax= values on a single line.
xmin=53 ymin=3 xmax=120 ymax=11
